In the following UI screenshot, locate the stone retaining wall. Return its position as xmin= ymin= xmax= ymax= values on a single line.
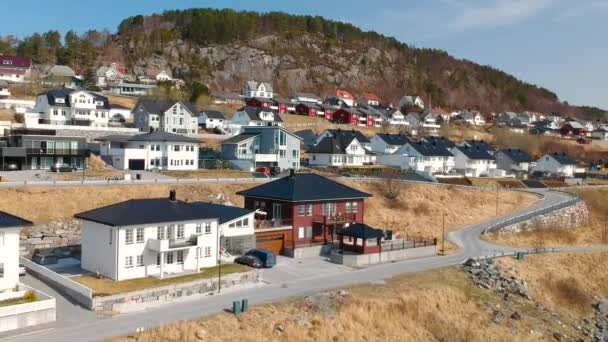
xmin=92 ymin=270 xmax=261 ymax=313
xmin=492 ymin=200 xmax=589 ymax=234
xmin=20 ymin=220 xmax=80 ymax=257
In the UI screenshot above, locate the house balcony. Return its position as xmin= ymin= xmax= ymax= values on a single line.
xmin=147 ymin=235 xmax=204 ymax=252
xmin=255 ymin=218 xmax=293 ymax=232
xmin=236 ymin=152 xmax=279 ymax=162
xmin=313 ymin=213 xmax=357 ymax=225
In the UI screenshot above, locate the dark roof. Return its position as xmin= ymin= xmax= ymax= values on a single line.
xmin=548 ymin=152 xmax=578 ymax=165
xmin=376 ymin=133 xmax=411 ymax=146
xmin=308 ymin=136 xmax=353 ymax=154
xmin=498 ymin=149 xmax=533 ymax=163
xmin=0 ymin=55 xmax=32 ymax=68
xmin=338 ymin=223 xmax=384 ymax=239
xmin=324 ymin=129 xmax=370 ymax=143
xmin=0 ymin=211 xmax=33 ymax=229
xmin=294 ymin=129 xmax=317 ymax=147
xmin=237 ymin=106 xmax=283 ymax=123
xmin=136 ymin=99 xmax=197 ymax=115
xmin=222 ymin=133 xmax=259 ymax=144
xmin=75 ymin=198 xmax=251 ymax=227
xmin=97 ymin=131 xmax=200 ymax=143
xmin=408 ymin=141 xmax=453 ymax=157
xmin=455 ymin=145 xmax=495 ymax=160
xmin=464 ymin=140 xmax=496 ymax=153
xmin=423 ymin=136 xmax=455 ymax=149
xmin=200 ymin=110 xmax=226 ymax=120
xmin=47 ymin=89 xmax=110 ymax=110
xmin=237 ymin=173 xmax=372 ymax=202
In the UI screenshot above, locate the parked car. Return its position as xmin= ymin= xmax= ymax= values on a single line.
xmin=19 ymin=265 xmax=26 ymax=276
xmin=245 ymin=248 xmax=276 ymax=268
xmin=234 ymin=255 xmax=263 ymax=268
xmin=50 ymin=163 xmax=76 ymax=172
xmin=255 ymin=167 xmax=272 ymax=175
xmin=252 ymin=172 xmax=270 ymax=179
xmin=270 ymin=166 xmax=281 ymax=176
xmin=5 ymin=163 xmax=19 ymax=171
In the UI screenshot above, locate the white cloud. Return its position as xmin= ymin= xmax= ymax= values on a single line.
xmin=553 ymin=1 xmax=608 ymax=21
xmin=448 ymin=0 xmax=553 ymax=31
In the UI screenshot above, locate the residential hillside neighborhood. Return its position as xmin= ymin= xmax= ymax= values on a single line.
xmin=0 ymin=5 xmax=607 ymax=342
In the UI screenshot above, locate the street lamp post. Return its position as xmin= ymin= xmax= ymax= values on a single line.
xmin=441 ymin=211 xmax=447 ymax=255
xmin=495 ymin=185 xmax=499 ymax=216
xmin=217 ymin=227 xmax=224 ymax=293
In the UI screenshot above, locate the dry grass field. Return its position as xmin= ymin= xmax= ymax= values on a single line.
xmin=115 ymin=263 xmax=585 ymax=342
xmin=486 ymin=187 xmax=607 ymax=247
xmin=0 ymin=109 xmax=15 ymax=121
xmin=160 ymin=170 xmax=253 ymax=179
xmin=107 ymin=95 xmax=138 ymax=110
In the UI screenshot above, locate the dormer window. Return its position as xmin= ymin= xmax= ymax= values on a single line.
xmin=2 ymin=60 xmax=12 ymax=65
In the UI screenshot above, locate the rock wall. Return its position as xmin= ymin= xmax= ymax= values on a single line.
xmin=92 ymin=270 xmax=261 ymax=312
xmin=491 ymin=201 xmax=589 ymax=235
xmin=20 ymin=220 xmax=81 ymax=257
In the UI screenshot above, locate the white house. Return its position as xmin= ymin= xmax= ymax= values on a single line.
xmin=198 ymin=110 xmax=227 ymax=130
xmin=29 ymin=89 xmax=111 ymax=127
xmin=385 ymin=108 xmax=407 ymax=126
xmin=399 ymin=95 xmax=425 ymax=109
xmin=139 ymin=68 xmax=172 ymax=84
xmin=308 ymin=135 xmax=372 ymax=167
xmin=534 ymin=153 xmax=579 ymax=178
xmin=457 ymin=110 xmax=486 ymax=126
xmin=370 ymin=133 xmax=411 ymax=154
xmin=0 ymin=212 xmax=32 ymax=290
xmin=0 ymin=80 xmax=10 ymax=99
xmin=495 ymin=149 xmax=534 ymax=175
xmin=98 ymin=132 xmax=200 ymax=171
xmin=0 ymin=55 xmax=32 ymax=83
xmin=228 ymin=106 xmax=283 ymax=134
xmin=243 ymin=81 xmax=273 ymax=99
xmin=378 ymin=141 xmax=454 ymax=174
xmin=95 ymin=63 xmax=125 ymax=88
xmin=133 ymin=99 xmax=199 ymax=136
xmin=451 ymin=145 xmax=497 ymax=177
xmin=316 ymin=129 xmax=371 ymax=152
xmin=75 ymin=191 xmax=255 ymax=281
xmin=592 ymin=129 xmax=608 ymax=141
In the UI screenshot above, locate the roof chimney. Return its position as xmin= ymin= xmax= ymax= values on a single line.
xmin=169 ymin=190 xmax=177 ymax=202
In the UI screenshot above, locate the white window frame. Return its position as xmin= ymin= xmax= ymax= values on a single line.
xmin=136 ymin=228 xmax=144 ymax=243
xmin=176 ymin=250 xmax=184 ymax=264
xmin=204 ymin=246 xmax=212 ymax=258
xmin=125 ymin=229 xmax=134 ymax=245
xmin=125 ymin=256 xmax=133 ymax=268
xmin=136 ymin=255 xmax=144 ymax=267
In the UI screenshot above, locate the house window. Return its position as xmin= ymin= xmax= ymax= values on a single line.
xmin=156 ymin=254 xmax=161 ymax=266
xmin=205 ymin=223 xmax=212 ymax=234
xmin=298 ymin=205 xmax=306 ymax=216
xmin=125 ymin=229 xmax=134 ymax=244
xmin=279 ymin=150 xmax=286 ymax=158
xmin=136 ymin=255 xmax=144 ymax=267
xmin=176 ymin=250 xmax=184 ymax=264
xmin=204 ymin=246 xmax=212 ymax=258
xmin=174 ymin=145 xmax=181 ymax=152
xmin=157 ymin=226 xmax=165 ymax=240
xmin=125 ymin=256 xmax=133 ymax=268
xmin=352 ymin=202 xmax=359 ymax=213
xmin=242 ymin=218 xmax=249 ymax=226
xmin=167 ymin=225 xmax=175 ymax=239
xmin=306 ymin=204 xmax=313 ymax=216
xmin=196 ymin=224 xmax=202 ymax=234
xmin=298 ymin=227 xmax=305 ymax=239
xmin=136 ymin=228 xmax=144 ymax=243
xmin=166 ymin=252 xmax=174 ymax=264
xmin=345 ymin=202 xmax=351 ymax=213
xmin=177 ymin=224 xmax=185 ymax=239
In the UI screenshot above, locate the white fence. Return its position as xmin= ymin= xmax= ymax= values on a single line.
xmin=20 ymin=257 xmax=93 ymax=309
xmin=0 ymin=176 xmax=270 ymax=188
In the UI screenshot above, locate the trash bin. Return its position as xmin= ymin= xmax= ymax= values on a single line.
xmin=232 ymin=300 xmax=242 ymax=315
xmin=516 ymin=252 xmax=525 ymax=260
xmin=136 ymin=173 xmax=141 ymax=180
xmin=241 ymin=299 xmax=249 ymax=313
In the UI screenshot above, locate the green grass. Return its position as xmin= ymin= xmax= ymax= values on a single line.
xmin=0 ymin=297 xmax=34 ymax=307
xmin=72 ymin=263 xmax=251 ymax=297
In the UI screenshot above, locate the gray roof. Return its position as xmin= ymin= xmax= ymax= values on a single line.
xmin=237 ymin=173 xmax=371 ymax=202
xmin=75 ymin=198 xmax=252 ymax=227
xmin=497 ymin=149 xmax=533 ymax=163
xmin=136 ymin=99 xmax=197 ymax=116
xmin=548 ymin=152 xmax=578 ymax=165
xmin=375 ymin=133 xmax=411 ymax=146
xmin=0 ymin=211 xmax=33 ymax=230
xmin=222 ymin=133 xmax=259 ymax=144
xmin=408 ymin=141 xmax=453 ymax=157
xmin=294 ymin=129 xmax=317 ymax=147
xmin=97 ymin=131 xmax=200 ymax=143
xmin=245 ymin=81 xmax=273 ymax=93
xmin=46 ymin=65 xmax=76 ymax=77
xmin=324 ymin=129 xmax=370 ymax=143
xmin=423 ymin=136 xmax=455 ymax=149
xmin=308 ymin=135 xmax=354 ymax=154
xmin=454 ymin=145 xmax=495 ymax=160
xmin=200 ymin=110 xmax=226 ymax=120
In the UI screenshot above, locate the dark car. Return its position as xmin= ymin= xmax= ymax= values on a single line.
xmin=234 ymin=255 xmax=263 ymax=268
xmin=50 ymin=163 xmax=76 ymax=172
xmin=245 ymin=248 xmax=276 ymax=268
xmin=270 ymin=166 xmax=281 ymax=176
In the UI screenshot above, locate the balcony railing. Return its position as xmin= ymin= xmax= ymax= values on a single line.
xmin=313 ymin=213 xmax=357 ymax=225
xmin=255 ymin=218 xmax=293 ymax=230
xmin=26 ymin=148 xmax=87 ymax=156
xmin=147 ymin=235 xmax=203 ymax=252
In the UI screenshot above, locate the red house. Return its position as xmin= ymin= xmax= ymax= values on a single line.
xmin=273 ymin=98 xmax=291 ymax=114
xmin=332 ymin=108 xmax=361 ymax=126
xmin=246 ymin=97 xmax=274 ymax=109
xmin=561 ymin=122 xmax=586 ymax=137
xmin=319 ymin=104 xmax=338 ymax=120
xmin=237 ymin=172 xmax=371 ymax=256
xmin=295 ymin=102 xmax=322 ymax=116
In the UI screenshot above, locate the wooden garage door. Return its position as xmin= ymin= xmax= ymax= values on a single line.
xmin=256 ymin=234 xmax=284 ymax=255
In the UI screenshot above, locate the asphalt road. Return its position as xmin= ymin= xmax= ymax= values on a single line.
xmin=1 ymin=188 xmax=601 ymax=342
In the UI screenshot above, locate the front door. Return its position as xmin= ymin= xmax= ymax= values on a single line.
xmin=272 ymin=203 xmax=282 ymax=226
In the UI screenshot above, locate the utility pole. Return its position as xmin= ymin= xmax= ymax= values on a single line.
xmin=496 ymin=185 xmax=499 ymax=216
xmin=604 ymin=214 xmax=607 ymax=244
xmin=217 ymin=227 xmax=223 ymax=293
xmin=441 ymin=211 xmax=446 ymax=255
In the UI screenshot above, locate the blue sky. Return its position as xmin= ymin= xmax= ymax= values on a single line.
xmin=1 ymin=0 xmax=606 ymax=109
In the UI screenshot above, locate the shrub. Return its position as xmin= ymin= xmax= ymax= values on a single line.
xmin=23 ymin=291 xmax=37 ymax=302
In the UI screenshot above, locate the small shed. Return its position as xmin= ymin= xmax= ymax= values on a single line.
xmin=338 ymin=223 xmax=385 ymax=254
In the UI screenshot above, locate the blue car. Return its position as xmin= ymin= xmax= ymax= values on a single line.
xmin=245 ymin=248 xmax=276 ymax=268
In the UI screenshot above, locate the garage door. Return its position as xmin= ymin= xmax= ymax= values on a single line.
xmin=128 ymin=159 xmax=145 ymax=170
xmin=256 ymin=234 xmax=284 ymax=255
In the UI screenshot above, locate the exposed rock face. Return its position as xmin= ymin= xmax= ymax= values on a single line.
xmin=462 ymin=258 xmax=530 ymax=300
xmin=20 ymin=220 xmax=81 ymax=256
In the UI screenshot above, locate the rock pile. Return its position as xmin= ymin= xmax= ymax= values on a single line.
xmin=462 ymin=258 xmax=530 ymax=300
xmin=20 ymin=219 xmax=81 ymax=256
xmin=593 ymin=300 xmax=608 ymax=342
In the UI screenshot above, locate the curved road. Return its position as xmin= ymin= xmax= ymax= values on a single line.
xmin=2 ymin=189 xmax=601 ymax=342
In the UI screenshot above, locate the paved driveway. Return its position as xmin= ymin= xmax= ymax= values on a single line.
xmin=261 ymin=256 xmax=354 ymax=284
